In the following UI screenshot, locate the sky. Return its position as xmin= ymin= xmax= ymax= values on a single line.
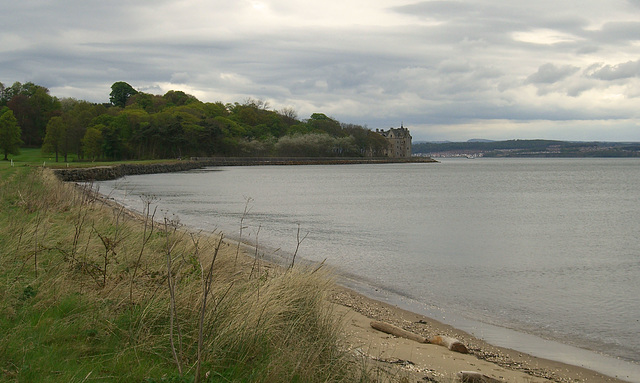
xmin=2 ymin=0 xmax=640 ymax=142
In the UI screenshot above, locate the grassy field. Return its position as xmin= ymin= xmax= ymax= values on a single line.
xmin=1 ymin=148 xmax=183 ymax=169
xmin=2 ymin=148 xmax=80 ymax=167
xmin=0 ymin=159 xmax=379 ymax=382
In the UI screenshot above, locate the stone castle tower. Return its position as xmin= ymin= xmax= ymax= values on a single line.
xmin=375 ymin=124 xmax=412 ymax=158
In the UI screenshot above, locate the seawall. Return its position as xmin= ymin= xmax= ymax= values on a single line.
xmin=53 ymin=157 xmax=437 ymax=182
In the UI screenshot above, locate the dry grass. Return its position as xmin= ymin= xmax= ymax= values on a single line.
xmin=0 ymin=167 xmax=380 ymax=382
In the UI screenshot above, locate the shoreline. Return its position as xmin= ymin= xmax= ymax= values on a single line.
xmin=331 ymin=274 xmax=639 ymax=383
xmin=328 ymin=285 xmax=632 ymax=382
xmin=217 ymin=226 xmax=640 ymax=382
xmin=68 ymin=164 xmax=636 ymax=382
xmin=102 ymin=193 xmax=635 ymax=382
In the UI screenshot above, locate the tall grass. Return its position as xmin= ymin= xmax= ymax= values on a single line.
xmin=0 ymin=167 xmax=376 ymax=382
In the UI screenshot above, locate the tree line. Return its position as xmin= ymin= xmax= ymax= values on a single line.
xmin=0 ymin=81 xmax=390 ymax=161
xmin=412 ymin=139 xmax=574 ymax=153
xmin=413 ymin=139 xmax=640 ymax=157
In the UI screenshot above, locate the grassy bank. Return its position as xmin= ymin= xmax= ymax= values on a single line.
xmin=0 ymin=164 xmax=374 ymax=382
xmin=2 ymin=148 xmax=182 ymax=169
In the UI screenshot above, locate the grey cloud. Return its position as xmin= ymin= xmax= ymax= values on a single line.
xmin=2 ymin=1 xmax=640 ymax=141
xmin=628 ymin=0 xmax=640 ymax=8
xmin=397 ymin=98 xmax=608 ymax=126
xmin=576 ymin=45 xmax=600 ymax=55
xmin=325 ymin=64 xmax=372 ymax=91
xmin=391 ymin=1 xmax=527 ymax=44
xmin=592 ymin=21 xmax=640 ymax=43
xmin=392 ymin=1 xmax=482 ymax=17
xmin=170 ymin=73 xmax=190 ymax=84
xmin=437 ymin=61 xmax=472 ymax=74
xmin=526 ymin=63 xmax=579 ymax=84
xmin=588 ymin=60 xmax=640 ymax=80
xmin=1 ymin=1 xmax=136 ymax=39
xmin=566 ymin=80 xmax=597 ymax=97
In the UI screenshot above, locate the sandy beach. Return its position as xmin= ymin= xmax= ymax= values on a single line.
xmin=328 ymin=286 xmax=629 ymax=383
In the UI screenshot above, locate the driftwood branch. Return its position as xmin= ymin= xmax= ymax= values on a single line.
xmin=369 ymin=320 xmax=469 ymax=354
xmin=370 ymin=321 xmax=427 ymax=343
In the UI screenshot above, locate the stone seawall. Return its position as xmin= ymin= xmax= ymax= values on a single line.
xmin=53 ymin=157 xmax=437 ymax=182
xmin=53 ymin=161 xmax=205 ymax=182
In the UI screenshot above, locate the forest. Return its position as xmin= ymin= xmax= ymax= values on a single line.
xmin=0 ymin=81 xmax=391 ymax=162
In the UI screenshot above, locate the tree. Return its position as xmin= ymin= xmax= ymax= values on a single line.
xmin=0 ymin=108 xmax=23 ymax=160
xmin=0 ymin=82 xmax=5 ymax=106
xmin=275 ymin=133 xmax=335 ymax=157
xmin=5 ymin=82 xmax=61 ymax=146
xmin=82 ymin=126 xmax=103 ymax=161
xmin=60 ymin=98 xmax=100 ymax=159
xmin=42 ymin=116 xmax=67 ymax=162
xmin=307 ymin=113 xmax=344 ymax=137
xmin=163 ymin=90 xmax=197 ymax=106
xmin=110 ymin=82 xmax=138 ymax=108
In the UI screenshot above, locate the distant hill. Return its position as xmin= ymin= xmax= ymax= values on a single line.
xmin=412 ymin=139 xmax=640 ymax=158
xmin=467 ymin=139 xmax=495 ymax=143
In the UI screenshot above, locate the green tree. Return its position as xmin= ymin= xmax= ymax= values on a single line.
xmin=42 ymin=116 xmax=67 ymax=162
xmin=5 ymin=83 xmax=61 ymax=146
xmin=60 ymin=98 xmax=101 ymax=160
xmin=163 ymin=90 xmax=197 ymax=106
xmin=82 ymin=126 xmax=103 ymax=161
xmin=0 ymin=108 xmax=23 ymax=160
xmin=307 ymin=113 xmax=344 ymax=137
xmin=109 ymin=82 xmax=138 ymax=108
xmin=0 ymin=82 xmax=5 ymax=106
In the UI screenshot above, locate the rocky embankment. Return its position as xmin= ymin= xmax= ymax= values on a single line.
xmin=53 ymin=161 xmax=205 ymax=182
xmin=53 ymin=157 xmax=437 ymax=182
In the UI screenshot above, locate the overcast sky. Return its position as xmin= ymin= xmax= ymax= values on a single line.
xmin=2 ymin=1 xmax=640 ymax=141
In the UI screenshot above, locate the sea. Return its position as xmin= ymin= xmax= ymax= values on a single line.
xmin=96 ymin=158 xmax=640 ymax=382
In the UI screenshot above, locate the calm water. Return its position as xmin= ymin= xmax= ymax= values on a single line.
xmin=97 ymin=158 xmax=640 ymax=381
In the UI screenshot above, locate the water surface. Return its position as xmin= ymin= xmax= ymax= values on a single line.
xmin=98 ymin=158 xmax=640 ymax=381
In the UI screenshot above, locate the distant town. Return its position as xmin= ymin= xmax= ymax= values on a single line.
xmin=412 ymin=139 xmax=640 ymax=158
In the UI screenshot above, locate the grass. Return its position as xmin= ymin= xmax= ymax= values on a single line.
xmin=1 ymin=147 xmax=182 ymax=169
xmin=0 ymin=164 xmax=382 ymax=382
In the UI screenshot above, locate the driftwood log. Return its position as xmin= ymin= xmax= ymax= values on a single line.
xmin=428 ymin=335 xmax=469 ymax=354
xmin=369 ymin=321 xmax=469 ymax=354
xmin=457 ymin=371 xmax=503 ymax=383
xmin=369 ymin=321 xmax=428 ymax=343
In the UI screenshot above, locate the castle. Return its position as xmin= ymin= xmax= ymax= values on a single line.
xmin=375 ymin=124 xmax=412 ymax=158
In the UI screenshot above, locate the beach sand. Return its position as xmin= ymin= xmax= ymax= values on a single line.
xmin=329 ymin=286 xmax=628 ymax=383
